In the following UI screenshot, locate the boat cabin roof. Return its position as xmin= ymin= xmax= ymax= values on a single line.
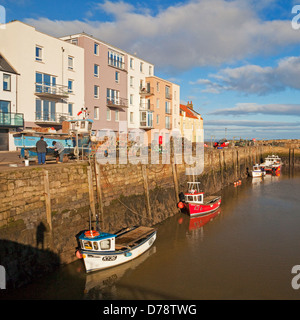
xmin=78 ymin=231 xmax=116 ymax=242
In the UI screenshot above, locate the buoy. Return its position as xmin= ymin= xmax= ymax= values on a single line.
xmin=234 ymin=182 xmax=237 ymax=187
xmin=84 ymin=230 xmax=100 ymax=238
xmin=76 ymin=250 xmax=83 ymax=259
xmin=178 ymin=202 xmax=184 ymax=209
xmin=178 ymin=217 xmax=183 ymax=224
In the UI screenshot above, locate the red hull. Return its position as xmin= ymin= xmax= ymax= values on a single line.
xmin=184 ymin=198 xmax=221 ymax=217
xmin=263 ymin=165 xmax=281 ymax=174
xmin=189 ymin=208 xmax=221 ymax=230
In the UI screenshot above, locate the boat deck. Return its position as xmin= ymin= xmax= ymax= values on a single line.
xmin=115 ymin=226 xmax=156 ymax=250
xmin=204 ymin=195 xmax=220 ymax=204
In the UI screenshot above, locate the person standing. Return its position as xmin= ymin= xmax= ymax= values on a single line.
xmin=36 ymin=136 xmax=48 ymax=165
xmin=52 ymin=141 xmax=65 ymax=163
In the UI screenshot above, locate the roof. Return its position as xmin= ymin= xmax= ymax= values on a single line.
xmin=0 ymin=54 xmax=18 ymax=74
xmin=180 ymin=104 xmax=198 ymax=119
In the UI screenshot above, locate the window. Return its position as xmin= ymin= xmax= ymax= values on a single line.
xmin=68 ymin=56 xmax=74 ymax=70
xmin=107 ymin=88 xmax=119 ymax=105
xmin=149 ymin=66 xmax=152 ymax=75
xmin=140 ymin=62 xmax=143 ymax=72
xmin=94 ymin=64 xmax=99 ymax=77
xmin=165 ymin=116 xmax=171 ymax=129
xmin=35 ymin=46 xmax=43 ymax=61
xmin=94 ymin=43 xmax=99 ymax=55
xmin=100 ymin=239 xmax=111 ymax=250
xmin=115 ymin=110 xmax=119 ymax=121
xmin=71 ymin=38 xmax=78 ymax=45
xmin=156 ymin=98 xmax=159 ymax=109
xmin=165 ymin=101 xmax=171 ymax=114
xmin=94 ymin=85 xmax=99 ymax=98
xmin=130 ymin=58 xmax=134 ymax=69
xmin=3 ymin=74 xmax=11 ymax=91
xmin=108 ymin=50 xmax=124 ymax=69
xmin=0 ymin=100 xmax=11 ymax=113
xmin=106 ymin=107 xmax=111 ymax=121
xmin=35 ymin=99 xmax=56 ymax=121
xmin=115 ymin=71 xmax=119 ymax=83
xmin=130 ymin=76 xmax=134 ymax=87
xmin=130 ymin=112 xmax=134 ymax=124
xmin=35 ymin=72 xmax=56 ymax=94
xmin=130 ymin=94 xmax=133 ymax=105
xmin=156 ymin=114 xmax=159 ymax=125
xmin=68 ymin=79 xmax=73 ymax=93
xmin=94 ymin=107 xmax=99 ymax=120
xmin=68 ymin=103 xmax=73 ymax=116
xmin=156 ymin=82 xmax=160 ymax=92
xmin=165 ymin=85 xmax=171 ymax=99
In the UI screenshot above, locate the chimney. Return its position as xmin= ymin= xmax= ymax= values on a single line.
xmin=187 ymin=101 xmax=193 ymax=109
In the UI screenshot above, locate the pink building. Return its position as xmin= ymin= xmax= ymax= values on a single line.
xmin=61 ymin=33 xmax=128 ymax=134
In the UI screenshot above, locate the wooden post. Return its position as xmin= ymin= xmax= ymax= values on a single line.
xmin=43 ymin=170 xmax=54 ymax=250
xmin=87 ymin=166 xmax=96 ymax=223
xmin=95 ymin=161 xmax=104 ymax=230
xmin=43 ymin=170 xmax=52 ymax=231
xmin=170 ymin=137 xmax=179 ymax=203
xmin=219 ymin=151 xmax=224 ymax=185
xmin=141 ymin=165 xmax=152 ymax=222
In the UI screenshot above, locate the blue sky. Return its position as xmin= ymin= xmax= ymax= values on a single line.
xmin=1 ymin=0 xmax=300 ymax=140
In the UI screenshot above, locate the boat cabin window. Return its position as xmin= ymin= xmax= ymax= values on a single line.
xmin=100 ymin=239 xmax=111 ymax=250
xmin=83 ymin=240 xmax=92 ymax=250
xmin=80 ymin=121 xmax=85 ymax=129
xmin=93 ymin=242 xmax=99 ymax=250
xmin=186 ymin=195 xmax=202 ymax=202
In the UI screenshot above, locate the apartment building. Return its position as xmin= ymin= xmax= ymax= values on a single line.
xmin=127 ymin=53 xmax=154 ymax=131
xmin=0 ymin=21 xmax=85 ymax=132
xmin=0 ymin=53 xmax=22 ymax=150
xmin=172 ymin=83 xmax=180 ymax=131
xmin=61 ymin=33 xmax=128 ymax=135
xmin=180 ymin=101 xmax=204 ymax=142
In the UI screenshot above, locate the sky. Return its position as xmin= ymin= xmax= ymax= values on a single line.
xmin=1 ymin=0 xmax=300 ymax=141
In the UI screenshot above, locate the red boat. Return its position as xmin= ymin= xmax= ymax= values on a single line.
xmin=178 ymin=182 xmax=221 ymax=217
xmin=259 ymin=155 xmax=282 ymax=175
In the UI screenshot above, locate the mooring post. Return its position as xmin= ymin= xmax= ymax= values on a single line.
xmin=141 ymin=164 xmax=152 ymax=222
xmin=87 ymin=166 xmax=96 ymax=224
xmin=95 ymin=161 xmax=104 ymax=230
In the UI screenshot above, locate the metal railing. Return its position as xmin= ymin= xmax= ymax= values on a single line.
xmin=35 ymin=82 xmax=69 ymax=97
xmin=35 ymin=112 xmax=72 ymax=123
xmin=139 ymin=86 xmax=154 ymax=95
xmin=108 ymin=58 xmax=125 ymax=70
xmin=106 ymin=97 xmax=128 ymax=108
xmin=0 ymin=112 xmax=24 ymax=127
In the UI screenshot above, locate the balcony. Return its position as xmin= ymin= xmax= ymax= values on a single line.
xmin=165 ymin=92 xmax=172 ymax=100
xmin=140 ymin=110 xmax=153 ymax=129
xmin=139 ymin=86 xmax=154 ymax=97
xmin=108 ymin=57 xmax=125 ymax=70
xmin=35 ymin=83 xmax=69 ymax=99
xmin=140 ymin=102 xmax=154 ymax=111
xmin=107 ymin=97 xmax=128 ymax=109
xmin=0 ymin=112 xmax=24 ymax=127
xmin=35 ymin=112 xmax=72 ymax=124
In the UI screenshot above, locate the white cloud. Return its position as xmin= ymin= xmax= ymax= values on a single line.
xmin=208 ymin=103 xmax=300 ymax=116
xmin=23 ymin=0 xmax=300 ymax=72
xmin=193 ymin=56 xmax=300 ymax=95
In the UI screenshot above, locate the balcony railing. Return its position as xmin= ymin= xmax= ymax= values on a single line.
xmin=35 ymin=112 xmax=72 ymax=124
xmin=0 ymin=112 xmax=24 ymax=127
xmin=107 ymin=97 xmax=128 ymax=109
xmin=165 ymin=92 xmax=172 ymax=100
xmin=140 ymin=102 xmax=154 ymax=111
xmin=139 ymin=86 xmax=154 ymax=96
xmin=35 ymin=83 xmax=69 ymax=99
xmin=108 ymin=58 xmax=125 ymax=70
xmin=165 ymin=107 xmax=172 ymax=115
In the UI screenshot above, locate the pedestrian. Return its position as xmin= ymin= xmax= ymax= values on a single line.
xmin=36 ymin=136 xmax=47 ymax=165
xmin=52 ymin=141 xmax=65 ymax=163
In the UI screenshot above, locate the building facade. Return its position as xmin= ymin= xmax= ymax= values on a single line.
xmin=0 ymin=21 xmax=85 ymax=131
xmin=0 ymin=53 xmax=22 ymax=150
xmin=180 ymin=102 xmax=203 ymax=143
xmin=62 ymin=33 xmax=128 ymax=135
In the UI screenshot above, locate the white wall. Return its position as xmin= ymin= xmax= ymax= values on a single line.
xmin=0 ymin=21 xmax=85 ymax=127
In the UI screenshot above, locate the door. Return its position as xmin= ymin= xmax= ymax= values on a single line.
xmin=0 ymin=129 xmax=8 ymax=151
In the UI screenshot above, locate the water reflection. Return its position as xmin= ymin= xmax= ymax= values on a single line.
xmin=84 ymin=246 xmax=157 ymax=300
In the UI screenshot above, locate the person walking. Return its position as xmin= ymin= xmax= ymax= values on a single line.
xmin=36 ymin=136 xmax=47 ymax=165
xmin=52 ymin=141 xmax=65 ymax=163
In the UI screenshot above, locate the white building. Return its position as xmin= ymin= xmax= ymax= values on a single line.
xmin=0 ymin=20 xmax=85 ymax=131
xmin=172 ymin=83 xmax=180 ymax=131
xmin=127 ymin=54 xmax=154 ymax=130
xmin=0 ymin=53 xmax=20 ymax=150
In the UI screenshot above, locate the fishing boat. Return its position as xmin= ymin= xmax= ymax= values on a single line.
xmin=259 ymin=154 xmax=282 ymax=175
xmin=250 ymin=164 xmax=266 ymax=178
xmin=76 ymin=226 xmax=157 ymax=273
xmin=177 ymin=182 xmax=221 ymax=217
xmin=189 ymin=208 xmax=221 ymax=231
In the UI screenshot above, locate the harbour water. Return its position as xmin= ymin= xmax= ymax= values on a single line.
xmin=3 ymin=168 xmax=300 ymax=300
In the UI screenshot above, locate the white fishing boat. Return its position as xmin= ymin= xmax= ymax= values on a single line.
xmin=250 ymin=164 xmax=266 ymax=178
xmin=76 ymin=226 xmax=157 ymax=273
